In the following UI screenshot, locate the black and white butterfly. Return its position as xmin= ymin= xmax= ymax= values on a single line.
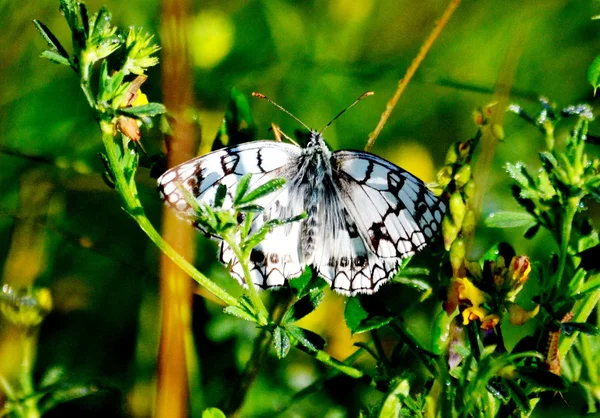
xmin=158 ymin=93 xmax=446 ymax=296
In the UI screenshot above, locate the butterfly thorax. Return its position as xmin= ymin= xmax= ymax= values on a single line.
xmin=297 ymin=132 xmax=333 ymax=262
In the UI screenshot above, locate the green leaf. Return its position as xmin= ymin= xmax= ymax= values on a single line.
xmin=503 ymin=378 xmax=531 ymax=412
xmin=214 ymin=184 xmax=227 ymax=208
xmin=33 ymin=20 xmax=71 ymax=61
xmin=344 ymin=298 xmax=393 ymax=334
xmin=506 ymin=162 xmax=534 ymax=189
xmin=344 ymin=297 xmax=369 ymax=333
xmin=288 ymin=268 xmax=328 ymax=298
xmin=378 ymin=378 xmax=409 ymax=418
xmin=282 ymin=289 xmax=324 ymax=324
xmin=213 ymin=88 xmax=257 ymax=150
xmin=485 ymin=212 xmax=536 ymax=228
xmin=574 ymin=274 xmax=600 ymax=298
xmin=237 ymin=178 xmax=286 ymax=204
xmin=588 ymin=55 xmax=600 ymax=94
xmin=517 ymin=366 xmax=567 ymax=391
xmin=273 ymin=326 xmax=291 ymax=359
xmin=233 ymin=173 xmax=252 ymax=205
xmin=202 ymin=408 xmax=227 ymax=418
xmin=119 ymin=103 xmax=167 ymax=118
xmin=524 ymin=223 xmax=541 ymax=239
xmin=223 ymin=304 xmax=258 ymax=323
xmin=286 ymin=325 xmax=326 ymax=351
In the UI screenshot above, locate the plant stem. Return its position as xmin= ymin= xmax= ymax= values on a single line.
xmin=555 ymin=196 xmax=579 ymax=292
xmin=558 ymin=289 xmax=600 ymax=361
xmin=99 ymin=122 xmax=237 ymax=307
xmin=365 ymin=0 xmax=461 ymax=151
xmin=294 ymin=344 xmax=368 ymax=381
xmin=225 ymin=238 xmax=269 ymax=325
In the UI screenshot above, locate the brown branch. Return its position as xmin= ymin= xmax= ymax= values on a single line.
xmin=365 ymin=0 xmax=461 ymax=152
xmin=156 ymin=0 xmax=200 ymax=417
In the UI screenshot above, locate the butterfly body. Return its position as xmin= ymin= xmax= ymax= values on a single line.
xmin=158 ymin=130 xmax=445 ymax=296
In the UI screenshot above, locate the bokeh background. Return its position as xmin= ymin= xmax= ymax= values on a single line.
xmin=1 ymin=0 xmax=600 ymax=416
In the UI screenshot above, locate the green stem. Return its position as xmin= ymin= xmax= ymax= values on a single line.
xmin=99 ymin=122 xmax=237 ymax=307
xmin=225 ymin=238 xmax=269 ymax=326
xmin=294 ymin=344 xmax=369 ymax=382
xmin=558 ymin=289 xmax=600 ymax=361
xmin=555 ymin=196 xmax=579 ymax=292
xmin=390 ymin=320 xmax=439 ymax=376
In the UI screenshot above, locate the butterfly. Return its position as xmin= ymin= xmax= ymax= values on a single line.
xmin=158 ymin=93 xmax=446 ymax=296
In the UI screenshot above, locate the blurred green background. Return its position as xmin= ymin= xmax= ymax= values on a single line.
xmin=1 ymin=0 xmax=599 ymax=416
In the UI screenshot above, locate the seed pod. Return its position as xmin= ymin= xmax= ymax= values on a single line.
xmin=450 ymin=238 xmax=466 ymax=276
xmin=463 ymin=179 xmax=477 ymax=201
xmin=449 ymin=192 xmax=466 ymax=228
xmin=462 ymin=209 xmax=476 ymax=236
xmin=442 ymin=216 xmax=459 ymax=251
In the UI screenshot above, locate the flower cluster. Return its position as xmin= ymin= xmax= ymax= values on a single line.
xmin=444 ymin=252 xmax=539 ymax=330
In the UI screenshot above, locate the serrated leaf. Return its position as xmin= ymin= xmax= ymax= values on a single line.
xmin=286 ymin=325 xmax=326 ymax=351
xmin=344 ymin=297 xmax=369 ymax=333
xmin=282 ymin=289 xmax=324 ymax=324
xmin=517 ymin=366 xmax=567 ymax=391
xmin=119 ymin=103 xmax=167 ymax=117
xmin=40 ymin=50 xmax=71 ymax=66
xmin=33 ymin=20 xmax=70 ymax=61
xmin=485 ymin=212 xmax=536 ymax=228
xmin=288 ymin=268 xmax=327 ymax=298
xmin=506 ymin=162 xmax=533 ymax=188
xmin=273 ymin=326 xmax=291 ymax=358
xmin=588 ymin=55 xmax=600 ymax=95
xmin=237 ymin=178 xmax=286 ymax=204
xmin=223 ymin=305 xmax=258 ymax=323
xmin=233 ymin=173 xmax=252 ymax=205
xmin=202 ymin=408 xmax=227 ymax=418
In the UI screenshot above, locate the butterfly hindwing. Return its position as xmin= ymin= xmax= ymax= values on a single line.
xmin=308 ymin=150 xmax=446 ymax=295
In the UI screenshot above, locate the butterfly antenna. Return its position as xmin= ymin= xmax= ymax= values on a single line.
xmin=319 ymin=91 xmax=374 ymax=134
xmin=252 ymin=92 xmax=312 ymax=131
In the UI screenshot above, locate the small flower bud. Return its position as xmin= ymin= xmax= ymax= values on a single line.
xmin=449 ymin=192 xmax=466 ymax=228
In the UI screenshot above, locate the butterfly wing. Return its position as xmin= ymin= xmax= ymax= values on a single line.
xmin=157 ymin=141 xmax=306 ymax=289
xmin=312 ymin=150 xmax=446 ymax=295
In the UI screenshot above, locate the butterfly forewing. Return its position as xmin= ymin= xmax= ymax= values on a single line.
xmin=158 ymin=141 xmax=307 ymax=288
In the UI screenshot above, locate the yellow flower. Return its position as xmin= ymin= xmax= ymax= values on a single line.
xmin=446 ymin=277 xmax=499 ymax=329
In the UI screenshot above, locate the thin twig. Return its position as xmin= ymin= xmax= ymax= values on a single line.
xmin=365 ymin=0 xmax=461 ymax=152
